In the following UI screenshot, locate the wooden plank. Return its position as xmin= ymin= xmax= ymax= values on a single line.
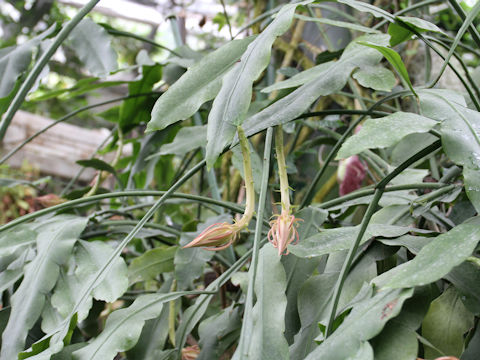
xmin=2 ymin=110 xmax=113 ymax=181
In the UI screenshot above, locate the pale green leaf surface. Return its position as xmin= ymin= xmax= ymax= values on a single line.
xmin=150 ymin=125 xmax=206 ymax=157
xmin=419 ymin=89 xmax=480 ymax=212
xmin=243 ymin=244 xmax=290 ymax=360
xmin=51 ymin=270 xmax=91 ymax=323
xmin=0 ymin=25 xmax=56 ymax=97
xmin=0 ymin=216 xmax=88 ymax=360
xmin=422 ymin=287 xmax=474 ymax=358
xmin=147 ymin=37 xmax=255 ymax=131
xmin=289 ymin=224 xmax=413 ymax=258
xmin=74 ymin=240 xmax=128 ymax=303
xmin=295 ymin=14 xmax=381 ymax=34
xmin=261 ymin=61 xmax=334 ymax=93
xmin=72 ymin=292 xmax=204 ymax=360
xmin=304 ymin=288 xmax=413 ymax=360
xmin=352 ymin=65 xmax=396 ymax=92
xmin=375 ymin=220 xmax=480 ymax=289
xmin=69 ymin=18 xmax=118 ymax=77
xmin=337 ymin=112 xmax=437 ymax=159
xmin=206 ymin=1 xmax=313 ymax=167
xmin=338 ymin=0 xmax=394 ymax=20
xmin=128 ymin=246 xmax=177 ymax=285
xmin=396 ymin=16 xmax=446 ymax=35
xmin=0 ymin=224 xmax=36 ymax=256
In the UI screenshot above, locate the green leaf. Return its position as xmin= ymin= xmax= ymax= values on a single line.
xmin=422 ymin=287 xmax=474 ymax=358
xmin=462 ymin=323 xmax=480 ymax=360
xmin=0 ymin=216 xmax=88 ymax=360
xmin=336 ymin=112 xmax=437 ymax=159
xmin=376 ymin=219 xmax=480 ymax=289
xmin=390 ymin=16 xmax=446 ymax=46
xmin=289 ymin=224 xmax=413 ymax=258
xmin=338 ymin=0 xmax=394 ymax=20
xmin=445 ymin=261 xmax=480 ymax=315
xmin=206 ymin=1 xmax=313 ymax=168
xmin=388 ymin=22 xmax=414 ymax=47
xmin=197 ymin=305 xmax=241 ymax=360
xmin=358 ymin=42 xmax=416 ymax=96
xmin=290 ymin=273 xmax=338 ymax=360
xmin=370 ymin=320 xmax=418 ymax=360
xmin=235 ymin=244 xmax=289 ymax=360
xmin=419 ymin=89 xmax=480 ymax=213
xmin=69 ymin=18 xmax=118 ymax=77
xmin=76 ymin=158 xmax=116 ymax=174
xmin=128 ymin=246 xmax=177 ymax=285
xmin=0 ymin=225 xmax=36 ymax=256
xmin=352 ymin=65 xmax=396 ymax=92
xmin=72 ymin=291 xmax=207 ymax=360
xmin=147 ymin=37 xmax=255 ymax=132
xmin=0 ymin=25 xmax=56 ymax=98
xmin=74 ymin=240 xmax=128 ymax=303
xmin=120 ymin=63 xmax=162 ymax=128
xmin=242 ymin=34 xmax=388 ymax=138
xmin=149 ymin=125 xmax=207 ymax=157
xmin=261 ymin=61 xmax=334 ymax=93
xmin=294 ymin=14 xmax=381 ymax=34
xmin=304 ymin=288 xmax=413 ymax=359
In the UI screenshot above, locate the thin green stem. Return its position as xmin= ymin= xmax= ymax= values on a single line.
xmin=319 ymin=182 xmax=451 ymax=209
xmin=447 ymin=0 xmax=480 ymax=49
xmin=105 ymin=28 xmax=180 ymax=56
xmin=325 ymin=189 xmax=383 ymax=336
xmin=236 ymin=127 xmax=273 ymax=358
xmin=275 ymin=126 xmax=290 ymax=210
xmin=0 ymin=0 xmax=101 ymax=141
xmin=236 ymin=126 xmax=256 ymax=227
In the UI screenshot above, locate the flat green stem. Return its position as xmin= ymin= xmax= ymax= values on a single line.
xmin=0 ymin=0 xmax=101 ymax=141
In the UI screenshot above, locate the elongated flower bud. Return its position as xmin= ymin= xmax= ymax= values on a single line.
xmin=183 ymin=126 xmax=255 ymax=251
xmin=268 ymin=210 xmax=302 ymax=256
xmin=183 ymin=222 xmax=238 ymax=251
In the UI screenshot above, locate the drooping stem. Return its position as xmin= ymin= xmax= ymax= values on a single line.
xmin=275 ymin=125 xmax=290 ymax=211
xmin=236 ymin=126 xmax=256 ymax=228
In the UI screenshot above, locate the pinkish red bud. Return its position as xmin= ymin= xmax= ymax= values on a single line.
xmin=337 ymin=155 xmax=366 ymax=196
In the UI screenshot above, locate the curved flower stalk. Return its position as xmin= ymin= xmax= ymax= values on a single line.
xmin=268 ymin=126 xmax=302 ymax=256
xmin=183 ymin=126 xmax=255 ymax=250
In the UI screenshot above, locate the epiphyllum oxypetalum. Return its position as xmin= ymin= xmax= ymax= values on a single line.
xmin=183 ymin=127 xmax=255 ymax=251
xmin=268 ymin=126 xmax=302 ymax=256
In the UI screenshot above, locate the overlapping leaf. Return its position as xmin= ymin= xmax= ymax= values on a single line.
xmin=147 ymin=37 xmax=255 ymax=131
xmin=206 ymin=0 xmax=313 ymax=167
xmin=0 ymin=216 xmax=88 ymax=360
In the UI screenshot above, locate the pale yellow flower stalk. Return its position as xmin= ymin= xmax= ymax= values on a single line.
xmin=183 ymin=126 xmax=255 ymax=251
xmin=268 ymin=126 xmax=302 ymax=256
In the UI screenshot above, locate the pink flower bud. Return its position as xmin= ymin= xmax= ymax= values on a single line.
xmin=337 ymin=155 xmax=366 ymax=196
xmin=183 ymin=222 xmax=239 ymax=251
xmin=268 ymin=211 xmax=302 ymax=256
